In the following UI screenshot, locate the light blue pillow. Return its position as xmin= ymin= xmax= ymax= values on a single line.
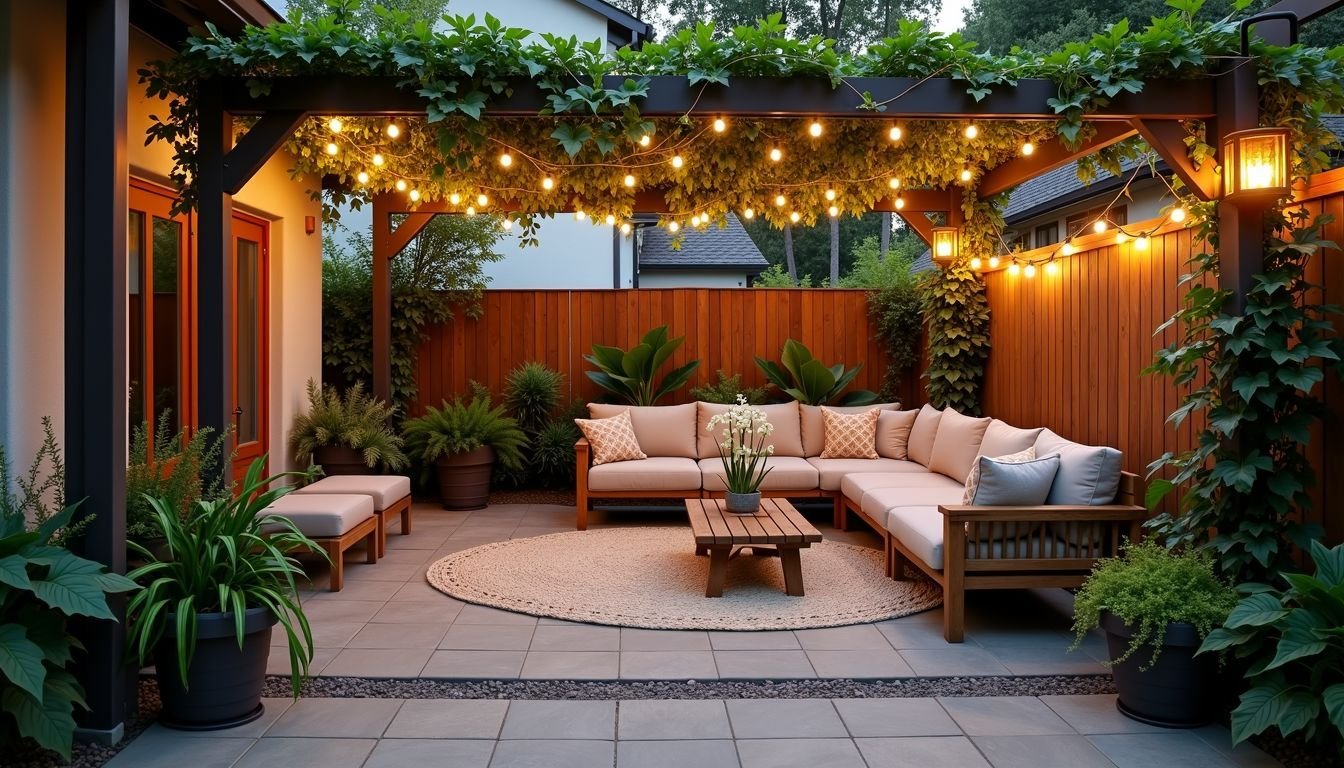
xmin=966 ymin=454 xmax=1061 ymax=506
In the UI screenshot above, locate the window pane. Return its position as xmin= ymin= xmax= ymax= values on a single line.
xmin=151 ymin=217 xmax=181 ymax=436
xmin=128 ymin=210 xmax=146 ymax=444
xmin=235 ymin=238 xmax=260 ymax=443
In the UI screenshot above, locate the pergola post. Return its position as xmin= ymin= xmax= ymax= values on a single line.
xmin=370 ymin=195 xmax=435 ymax=403
xmin=1214 ymin=62 xmax=1263 ymax=313
xmin=196 ymin=88 xmax=236 ymax=462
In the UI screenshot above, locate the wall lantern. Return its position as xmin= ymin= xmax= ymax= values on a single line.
xmin=931 ymin=227 xmax=960 ymax=265
xmin=1221 ymin=127 xmax=1291 ymax=203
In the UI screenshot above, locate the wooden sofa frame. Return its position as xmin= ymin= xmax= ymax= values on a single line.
xmin=315 ymin=515 xmax=379 ymax=592
xmin=843 ymin=471 xmax=1147 ymax=642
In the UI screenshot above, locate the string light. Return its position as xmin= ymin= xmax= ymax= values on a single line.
xmin=1135 ymin=236 xmax=1150 ymax=251
xmin=671 ymin=154 xmax=684 ymax=169
xmin=828 ymin=205 xmax=839 ymax=217
xmin=825 ymin=189 xmax=837 ymax=201
xmin=789 ymin=211 xmax=801 ymax=223
xmin=394 ymin=179 xmax=407 ymax=192
xmin=638 ymin=134 xmax=651 ymax=147
xmin=888 ymin=178 xmax=901 ymax=190
xmin=713 ymin=117 xmax=727 ymax=133
xmin=386 ymin=123 xmax=401 ymax=138
xmin=477 ymin=193 xmax=489 ymax=207
xmin=372 ymin=153 xmax=385 ymax=167
xmin=605 ymin=214 xmax=616 ymax=225
xmin=808 ymin=120 xmax=823 ymax=138
xmin=542 ymin=176 xmax=555 ymax=191
xmin=356 ymin=171 xmax=369 ymax=184
xmin=889 ymin=125 xmax=903 ymax=142
xmin=775 ymin=194 xmax=787 ymax=207
xmin=1045 ymin=258 xmax=1059 ymax=276
xmin=1008 ymin=261 xmax=1021 ymax=277
xmin=742 ymin=208 xmax=755 ymax=220
xmin=1061 ymin=241 xmax=1076 ymax=256
xmin=575 ymin=210 xmax=586 ymax=221
xmin=1024 ymin=262 xmax=1037 ymax=278
xmin=1170 ymin=207 xmax=1187 ymax=223
xmin=1092 ymin=219 xmax=1108 ymax=234
xmin=895 ymin=195 xmax=906 ymax=210
xmin=970 ymin=256 xmax=983 ymax=270
xmin=620 ymin=222 xmax=632 ymax=235
xmin=988 ymin=255 xmax=1001 ymax=269
xmin=964 ymin=124 xmax=979 ymax=140
xmin=1116 ymin=231 xmax=1129 ymax=245
xmin=499 ymin=152 xmax=513 ymax=168
xmin=408 ymin=189 xmax=420 ymax=202
xmin=960 ymin=164 xmax=973 ymax=183
xmin=623 ymin=173 xmax=637 ymax=188
xmin=328 ymin=118 xmax=343 ymax=133
xmin=667 ymin=220 xmax=680 ymax=232
xmin=691 ymin=214 xmax=702 ymax=226
xmin=501 ymin=219 xmax=514 ymax=231
xmin=1021 ymin=140 xmax=1035 ymax=156
xmin=769 ymin=147 xmax=783 ymax=162
xmin=449 ymin=193 xmax=461 ymax=205
xmin=465 ymin=206 xmax=476 ymax=216
xmin=325 ymin=142 xmax=339 ymax=156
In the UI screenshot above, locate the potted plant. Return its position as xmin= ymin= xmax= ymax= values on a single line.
xmin=706 ymin=395 xmax=775 ymax=513
xmin=403 ymin=395 xmax=527 ymax=510
xmin=127 ymin=457 xmax=324 ymax=730
xmin=754 ymin=339 xmax=877 ymax=405
xmin=1072 ymin=540 xmax=1237 ymax=728
xmin=288 ymin=379 xmax=407 ymax=476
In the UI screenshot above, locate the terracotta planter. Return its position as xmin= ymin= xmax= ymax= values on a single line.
xmin=312 ymin=445 xmax=368 ymax=476
xmin=1100 ymin=611 xmax=1216 ymax=728
xmin=435 ymin=446 xmax=496 ymax=510
xmin=156 ymin=607 xmax=275 ymax=731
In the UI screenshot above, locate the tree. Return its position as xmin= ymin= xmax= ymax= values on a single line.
xmin=829 ymin=215 xmax=840 ymax=286
xmin=744 ymin=211 xmax=886 ymax=282
xmin=285 ymin=0 xmax=453 ymax=35
xmin=959 ymin=0 xmax=1219 ymax=53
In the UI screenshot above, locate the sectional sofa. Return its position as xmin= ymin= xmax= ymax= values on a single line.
xmin=574 ymin=400 xmax=1147 ymax=641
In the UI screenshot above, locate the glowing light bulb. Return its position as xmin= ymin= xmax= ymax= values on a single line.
xmin=691 ymin=214 xmax=701 ymax=226
xmin=541 ymin=176 xmax=555 ymax=191
xmin=1024 ymin=262 xmax=1037 ymax=278
xmin=825 ymin=189 xmax=837 ymax=201
xmin=1008 ymin=261 xmax=1021 ymax=277
xmin=328 ymin=118 xmax=343 ymax=133
xmin=1135 ymin=236 xmax=1150 ymax=251
xmin=501 ymin=219 xmax=514 ymax=231
xmin=1061 ymin=242 xmax=1076 ymax=256
xmin=964 ymin=124 xmax=979 ymax=139
xmin=465 ymin=206 xmax=476 ymax=216
xmin=970 ymin=257 xmax=982 ymax=270
xmin=789 ymin=211 xmax=801 ymax=223
xmin=325 ymin=142 xmax=339 ymax=155
xmin=1116 ymin=231 xmax=1129 ymax=245
xmin=605 ymin=214 xmax=616 ymax=225
xmin=356 ymin=171 xmax=369 ymax=184
xmin=889 ymin=125 xmax=903 ymax=141
xmin=808 ymin=120 xmax=823 ymax=138
xmin=671 ymin=154 xmax=684 ymax=169
xmin=828 ymin=205 xmax=839 ymax=217
xmin=988 ymin=255 xmax=1001 ymax=269
xmin=775 ymin=194 xmax=787 ymax=208
xmin=1170 ymin=207 xmax=1187 ymax=223
xmin=408 ymin=189 xmax=420 ymax=202
xmin=1092 ymin=219 xmax=1108 ymax=234
xmin=713 ymin=117 xmax=726 ymax=133
xmin=575 ymin=210 xmax=586 ymax=221
xmin=1045 ymin=259 xmax=1060 ymax=276
xmin=620 ymin=222 xmax=632 ymax=235
xmin=499 ymin=152 xmax=513 ymax=168
xmin=743 ymin=208 xmax=754 ymax=220
xmin=1022 ymin=141 xmax=1035 ymax=156
xmin=623 ymin=173 xmax=636 ymax=188
xmin=477 ymin=193 xmax=488 ymax=207
xmin=638 ymin=134 xmax=651 ymax=147
xmin=372 ymin=153 xmax=385 ymax=167
xmin=386 ymin=123 xmax=401 ymax=138
xmin=447 ymin=193 xmax=461 ymax=206
xmin=895 ymin=195 xmax=906 ymax=210
xmin=888 ymin=178 xmax=901 ymax=190
xmin=667 ymin=221 xmax=679 ymax=232
xmin=394 ymin=179 xmax=407 ymax=192
xmin=960 ymin=165 xmax=973 ymax=183
xmin=769 ymin=147 xmax=782 ymax=162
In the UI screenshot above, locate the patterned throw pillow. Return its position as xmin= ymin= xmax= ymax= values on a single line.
xmin=820 ymin=407 xmax=880 ymax=459
xmin=575 ymin=411 xmax=647 ymax=466
xmin=962 ymin=447 xmax=1036 ymax=503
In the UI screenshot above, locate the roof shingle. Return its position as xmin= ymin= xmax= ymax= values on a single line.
xmin=639 ymin=214 xmax=769 ymax=269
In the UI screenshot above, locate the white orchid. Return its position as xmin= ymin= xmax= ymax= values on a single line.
xmin=706 ymin=394 xmax=774 ymax=494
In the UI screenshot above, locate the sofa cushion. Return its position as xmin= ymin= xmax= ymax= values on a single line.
xmin=840 ymin=471 xmax=963 ymax=507
xmin=698 ymin=457 xmax=819 ymax=492
xmin=875 ymin=409 xmax=919 ymax=460
xmin=295 ymin=474 xmax=411 ymax=510
xmin=587 ymin=457 xmax=702 ymax=492
xmin=962 ymin=447 xmax=1037 ymax=504
xmin=696 ymin=401 xmax=803 ymax=459
xmin=800 ymin=403 xmax=900 ymax=457
xmin=806 ymin=457 xmax=928 ymax=491
xmin=927 ymin=408 xmax=992 ymax=482
xmin=576 ymin=411 xmax=647 ymax=466
xmin=589 ymin=403 xmax=698 ymax=458
xmin=906 ymin=404 xmax=943 ymax=466
xmin=965 ymin=453 xmax=1059 ymax=506
xmin=979 ymin=420 xmax=1044 ymax=458
xmin=885 ymin=507 xmax=1061 ymax=570
xmin=263 ymin=493 xmax=374 ymax=538
xmin=821 ymin=407 xmax=880 ymax=459
xmin=861 ymin=486 xmax=967 ymax=525
xmin=1034 ymin=429 xmax=1124 ymax=505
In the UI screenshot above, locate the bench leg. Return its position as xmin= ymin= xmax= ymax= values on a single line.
xmin=779 ymin=546 xmax=805 ymax=597
xmin=833 ymin=495 xmax=847 ymax=531
xmin=890 ymin=540 xmax=910 ymax=581
xmin=326 ymin=540 xmax=344 ymax=592
xmin=400 ymin=503 xmax=412 ymax=535
xmin=705 ymin=546 xmax=730 ymax=597
xmin=374 ymin=511 xmax=387 ymax=559
xmin=576 ymin=484 xmax=589 ymax=531
xmin=365 ymin=526 xmax=379 ymax=564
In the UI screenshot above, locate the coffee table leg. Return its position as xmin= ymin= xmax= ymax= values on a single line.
xmin=779 ymin=546 xmax=804 ymax=597
xmin=705 ymin=546 xmax=730 ymax=597
xmin=695 ymin=543 xmax=707 ymax=557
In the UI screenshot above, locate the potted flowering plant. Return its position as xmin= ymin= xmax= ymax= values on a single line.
xmin=706 ymin=395 xmax=775 ymax=513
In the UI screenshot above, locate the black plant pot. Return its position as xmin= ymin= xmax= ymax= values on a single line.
xmin=155 ymin=607 xmax=276 ymax=731
xmin=435 ymin=446 xmax=495 ymax=510
xmin=1101 ymin=611 xmax=1216 ymax=728
xmin=312 ymin=445 xmax=370 ymax=476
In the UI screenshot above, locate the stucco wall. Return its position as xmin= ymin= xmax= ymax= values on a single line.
xmin=638 ymin=270 xmax=755 ymax=288
xmin=485 ymin=217 xmax=635 ymax=289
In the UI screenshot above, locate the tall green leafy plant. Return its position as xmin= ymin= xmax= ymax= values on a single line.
xmin=403 ymin=396 xmax=528 ymax=471
xmin=755 ymin=339 xmax=877 ymax=406
xmin=584 ymin=326 xmax=701 ymax=406
xmin=0 ymin=422 xmax=138 ymax=759
xmin=288 ymin=379 xmax=408 ymax=470
xmin=918 ymin=260 xmax=990 ymax=414
xmin=868 ymin=282 xmax=923 ymax=400
xmin=503 ymin=362 xmax=564 ymax=435
xmin=126 ymin=412 xmax=232 ymax=545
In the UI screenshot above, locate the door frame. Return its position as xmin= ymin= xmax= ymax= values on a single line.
xmin=229 ymin=210 xmax=271 ymax=481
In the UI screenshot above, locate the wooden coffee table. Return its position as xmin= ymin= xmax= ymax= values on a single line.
xmin=685 ymin=498 xmax=823 ymax=597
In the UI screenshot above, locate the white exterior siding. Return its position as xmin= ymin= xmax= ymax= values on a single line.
xmin=448 ymin=0 xmax=609 ymax=43
xmin=639 ymin=270 xmax=755 ymax=288
xmin=1007 ymin=179 xmax=1170 ymax=249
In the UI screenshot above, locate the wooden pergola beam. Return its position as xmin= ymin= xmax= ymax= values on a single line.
xmin=978 ymin=123 xmax=1138 ymax=198
xmin=1131 ymin=118 xmax=1219 ymax=200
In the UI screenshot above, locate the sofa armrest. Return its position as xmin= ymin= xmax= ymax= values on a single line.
xmin=575 ymin=437 xmax=591 ymax=468
xmin=937 ymin=504 xmax=1148 ymax=523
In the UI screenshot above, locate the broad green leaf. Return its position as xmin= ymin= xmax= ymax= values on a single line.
xmin=0 ymin=555 xmax=32 ymax=590
xmin=0 ymin=624 xmax=48 ymax=702
xmin=29 ymin=572 xmax=117 ymax=620
xmin=1324 ymin=684 xmax=1344 ymax=735
xmin=1310 ymin=540 xmax=1344 ymax=588
xmin=1263 ymin=610 xmax=1328 ymax=670
xmin=1224 ymin=593 xmax=1289 ymax=629
xmin=2 ymin=687 xmax=75 ymax=760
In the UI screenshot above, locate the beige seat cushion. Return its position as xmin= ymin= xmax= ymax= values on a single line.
xmin=800 ymin=403 xmax=900 ymax=457
xmin=587 ymin=457 xmax=702 ymax=492
xmin=264 ymin=493 xmax=374 ymax=538
xmin=979 ymin=420 xmax=1044 ymax=458
xmin=885 ymin=506 xmax=1062 ymax=570
xmin=876 ymin=410 xmax=919 ymax=460
xmin=295 ymin=475 xmax=410 ymax=510
xmin=927 ymin=408 xmax=992 ymax=483
xmin=576 ymin=411 xmax=647 ymax=466
xmin=698 ymin=457 xmax=819 ymax=492
xmin=840 ymin=471 xmax=963 ymax=507
xmin=820 ymin=408 xmax=880 ymax=459
xmin=906 ymin=404 xmax=943 ymax=466
xmin=860 ymin=486 xmax=967 ymax=525
xmin=805 ymin=457 xmax=928 ymax=491
xmin=696 ymin=401 xmax=803 ymax=459
xmin=589 ymin=403 xmax=698 ymax=458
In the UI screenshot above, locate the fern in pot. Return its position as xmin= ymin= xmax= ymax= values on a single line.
xmin=706 ymin=395 xmax=775 ymax=513
xmin=1072 ymin=540 xmax=1237 ymax=728
xmin=403 ymin=396 xmax=527 ymax=510
xmin=127 ymin=457 xmax=324 ymax=730
xmin=288 ymin=379 xmax=406 ymax=476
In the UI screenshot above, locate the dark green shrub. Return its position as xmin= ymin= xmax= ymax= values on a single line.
xmin=504 ymin=362 xmax=564 ymax=435
xmin=287 ymin=379 xmax=407 ymax=471
xmin=689 ymin=370 xmax=768 ymax=405
xmin=868 ymin=283 xmax=923 ymax=400
xmin=403 ymin=396 xmax=528 ymax=472
xmin=532 ymin=420 xmax=582 ymax=487
xmin=126 ymin=411 xmax=232 ymax=545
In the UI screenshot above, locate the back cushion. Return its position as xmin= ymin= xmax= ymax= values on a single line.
xmin=800 ymin=402 xmax=901 ymax=457
xmin=1034 ymin=428 xmax=1124 ymax=505
xmin=697 ymin=400 xmax=803 ymax=459
xmin=588 ymin=403 xmax=698 ymax=458
xmin=875 ymin=409 xmax=919 ymax=460
xmin=927 ymin=408 xmax=993 ymax=482
xmin=979 ymin=420 xmax=1044 ymax=458
xmin=906 ymin=404 xmax=943 ymax=466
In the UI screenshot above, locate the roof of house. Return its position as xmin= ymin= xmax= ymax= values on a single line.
xmin=573 ymin=0 xmax=654 ymax=47
xmin=639 ymin=214 xmax=769 ymax=271
xmin=1001 ymin=156 xmax=1151 ymax=224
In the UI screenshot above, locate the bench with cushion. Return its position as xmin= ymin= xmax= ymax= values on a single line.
xmin=264 ymin=493 xmax=379 ymax=592
xmin=294 ymin=474 xmax=412 ymax=558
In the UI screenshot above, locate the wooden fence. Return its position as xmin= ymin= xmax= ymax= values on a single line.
xmin=411 ymin=288 xmax=910 ymax=413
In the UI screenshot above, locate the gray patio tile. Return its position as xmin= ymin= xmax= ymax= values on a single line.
xmin=265 ymin=697 xmax=404 ymax=738
xmin=529 ymin=624 xmax=621 ymax=651
xmin=713 ymin=650 xmax=816 ymax=679
xmin=938 ymin=696 xmax=1075 ymax=736
xmin=234 ymin=737 xmax=376 ymax=768
xmin=1192 ymin=725 xmax=1281 ymax=767
xmin=1039 ymin=694 xmax=1168 ymax=735
xmin=805 ymin=649 xmax=914 ymax=678
xmin=298 ymin=599 xmax=385 ymax=624
xmin=489 ymin=740 xmax=614 ymax=768
xmin=725 ymin=698 xmax=846 ymax=738
xmin=794 ymin=624 xmax=893 ymax=650
xmin=321 ymin=648 xmax=432 ymax=677
xmin=266 ymin=645 xmax=338 ymax=677
xmin=620 ymin=628 xmax=711 ymax=650
xmin=307 ymin=579 xmax=402 ymax=602
xmin=833 ymin=697 xmax=961 ymax=738
xmin=1088 ymin=733 xmax=1243 ymax=768
xmin=874 ymin=616 xmax=955 ymax=648
xmin=473 ymin=503 xmax=531 ymax=518
xmin=617 ymin=700 xmax=733 ymax=740
xmin=735 ymin=738 xmax=865 ymax=768
xmin=370 ymin=599 xmax=463 ymax=625
xmin=384 ymin=699 xmax=510 ymax=739
xmin=989 ymin=646 xmax=1109 ymax=675
xmin=378 ymin=548 xmax=437 ymax=566
xmin=619 ymin=650 xmax=718 ymax=679
xmin=271 ymin=620 xmax=363 ymax=648
xmin=499 ymin=700 xmax=617 ymax=740
xmin=520 ymin=650 xmax=620 ymax=679
xmin=390 ymin=579 xmax=448 ymax=601
xmin=347 ymin=621 xmax=450 ymax=649
xmin=421 ymin=650 xmax=526 ymax=678
xmin=363 ymin=738 xmax=495 ymax=768
xmin=386 ymin=532 xmax=449 ymax=550
xmin=456 ymin=524 xmax=521 ymax=538
xmin=855 ymin=736 xmax=991 ymax=767
xmin=441 ymin=624 xmax=536 ymax=650
xmin=435 ymin=537 xmax=510 ymax=556
xmin=343 ymin=561 xmax=425 ymax=582
xmin=617 ymin=740 xmax=740 ymax=768
xmin=973 ymin=735 xmax=1117 ymax=767
xmin=707 ymin=631 xmax=800 ymax=650
xmin=900 ymin=647 xmax=1012 ymax=676
xmin=103 ymin=729 xmax=253 ymax=768
xmin=455 ymin=604 xmax=541 ymax=625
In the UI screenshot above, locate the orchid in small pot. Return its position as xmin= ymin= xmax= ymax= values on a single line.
xmin=707 ymin=395 xmax=775 ymax=513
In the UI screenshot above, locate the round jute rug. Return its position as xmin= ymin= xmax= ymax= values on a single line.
xmin=425 ymin=527 xmax=942 ymax=630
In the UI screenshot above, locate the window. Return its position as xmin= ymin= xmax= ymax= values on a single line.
xmin=1066 ymin=205 xmax=1128 ymax=237
xmin=1034 ymin=222 xmax=1059 ymax=247
xmin=1009 ymin=231 xmax=1032 ymax=251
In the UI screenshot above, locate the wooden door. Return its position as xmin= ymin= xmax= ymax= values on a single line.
xmin=230 ymin=214 xmax=269 ymax=481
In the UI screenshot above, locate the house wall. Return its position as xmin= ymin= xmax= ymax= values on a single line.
xmin=1006 ymin=179 xmax=1169 ymax=247
xmin=447 ymin=0 xmax=611 ymax=46
xmin=0 ymin=0 xmax=67 ymax=467
xmin=638 ymin=270 xmax=755 ymax=288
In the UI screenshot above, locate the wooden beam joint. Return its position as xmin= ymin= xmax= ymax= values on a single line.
xmin=1131 ymin=118 xmax=1218 ymax=201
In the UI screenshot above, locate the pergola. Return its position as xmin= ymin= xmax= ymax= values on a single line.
xmin=61 ymin=0 xmax=1340 ymax=737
